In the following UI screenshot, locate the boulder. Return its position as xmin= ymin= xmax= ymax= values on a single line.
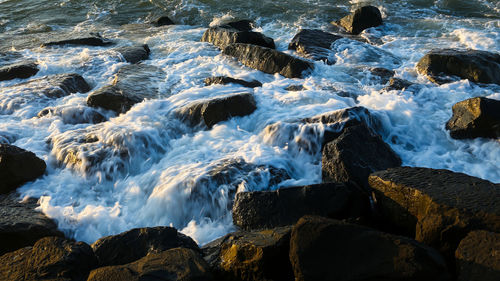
xmin=455 ymin=230 xmax=500 ymax=281
xmin=114 ymin=44 xmax=150 ymax=63
xmin=0 ymin=61 xmax=39 ymax=81
xmin=87 ymin=248 xmax=212 ymax=281
xmin=445 ymin=97 xmax=500 ymax=139
xmin=87 ymin=85 xmax=142 ymax=114
xmin=368 ymin=167 xmax=500 ymax=257
xmin=7 ymin=73 xmax=91 ymax=99
xmin=0 ymin=236 xmax=97 ymax=281
xmin=42 ymin=35 xmax=112 ymax=47
xmin=219 ymin=20 xmax=255 ymax=32
xmin=223 ymin=43 xmax=314 ymax=78
xmin=201 ymin=26 xmax=275 ymax=49
xmin=204 ymin=76 xmax=262 ymax=88
xmin=370 ymin=67 xmax=395 ymax=84
xmin=38 ymin=106 xmax=106 ymax=124
xmin=416 ymin=49 xmax=500 ymax=85
xmin=384 ymin=77 xmax=414 ymax=91
xmin=153 ymin=16 xmax=174 ymax=26
xmin=334 ymin=6 xmax=383 ymax=35
xmin=91 ymin=226 xmax=199 ymax=267
xmin=288 ymin=29 xmax=342 ymax=63
xmin=202 ymin=226 xmax=293 ymax=281
xmin=0 ymin=144 xmax=46 ymax=194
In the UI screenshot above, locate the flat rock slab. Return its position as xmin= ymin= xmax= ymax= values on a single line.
xmin=0 ymin=61 xmax=39 ymax=81
xmin=204 ymin=76 xmax=262 ymax=88
xmin=446 ymin=97 xmax=500 ymax=139
xmin=201 ymin=26 xmax=275 ymax=49
xmin=0 ymin=144 xmax=46 ymax=194
xmin=334 ymin=5 xmax=383 ymax=35
xmin=114 ymin=44 xmax=150 ymax=64
xmin=455 ymin=230 xmax=500 ymax=281
xmin=288 ymin=29 xmax=342 ymax=63
xmin=42 ymin=36 xmax=113 ymax=47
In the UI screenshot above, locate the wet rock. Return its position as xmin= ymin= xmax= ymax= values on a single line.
xmin=368 ymin=167 xmax=500 ymax=257
xmin=445 ymin=97 xmax=500 ymax=139
xmin=201 ymin=26 xmax=275 ymax=49
xmin=91 ymin=226 xmax=199 ymax=267
xmin=38 ymin=106 xmax=106 ymax=124
xmin=114 ymin=44 xmax=150 ymax=63
xmin=334 ymin=6 xmax=383 ymax=35
xmin=288 ymin=29 xmax=342 ymax=63
xmin=290 ymin=216 xmax=450 ymax=281
xmin=42 ymin=35 xmax=113 ymax=47
xmin=223 ymin=43 xmax=314 ymax=79
xmin=220 ymin=20 xmax=255 ymax=32
xmin=87 ymin=85 xmax=141 ymax=114
xmin=384 ymin=77 xmax=414 ymax=91
xmin=9 ymin=73 xmax=91 ymax=98
xmin=153 ymin=16 xmax=174 ymax=26
xmin=204 ymin=76 xmax=262 ymax=88
xmin=0 ymin=144 xmax=46 ymax=194
xmin=232 ymin=182 xmax=368 ymax=231
xmin=0 ymin=236 xmax=97 ymax=281
xmin=455 ymin=230 xmax=500 ymax=281
xmin=202 ymin=226 xmax=293 ymax=281
xmin=370 ymin=67 xmax=395 ymax=84
xmin=0 ymin=193 xmax=64 ymax=256
xmin=416 ymin=49 xmax=500 ymax=85
xmin=87 ymin=248 xmax=212 ymax=281
xmin=0 ymin=61 xmax=39 ymax=81
xmin=285 ymin=84 xmax=305 ymax=91
xmin=177 ymin=92 xmax=257 ymax=128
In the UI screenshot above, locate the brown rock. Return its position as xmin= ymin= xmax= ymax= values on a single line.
xmin=446 ymin=97 xmax=500 ymax=139
xmin=0 ymin=61 xmax=39 ymax=81
xmin=334 ymin=6 xmax=383 ymax=35
xmin=455 ymin=230 xmax=500 ymax=281
xmin=0 ymin=144 xmax=46 ymax=194
xmin=201 ymin=26 xmax=275 ymax=49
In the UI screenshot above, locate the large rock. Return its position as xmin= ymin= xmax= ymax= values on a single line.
xmin=114 ymin=44 xmax=150 ymax=64
xmin=201 ymin=26 xmax=275 ymax=49
xmin=290 ymin=216 xmax=450 ymax=281
xmin=334 ymin=6 xmax=383 ymax=35
xmin=153 ymin=16 xmax=174 ymax=26
xmin=202 ymin=226 xmax=293 ymax=281
xmin=0 ymin=236 xmax=97 ymax=281
xmin=176 ymin=92 xmax=257 ymax=128
xmin=204 ymin=76 xmax=262 ymax=88
xmin=87 ymin=248 xmax=212 ymax=281
xmin=368 ymin=167 xmax=500 ymax=257
xmin=232 ymin=182 xmax=368 ymax=231
xmin=455 ymin=230 xmax=500 ymax=281
xmin=219 ymin=20 xmax=255 ymax=32
xmin=446 ymin=97 xmax=500 ymax=139
xmin=42 ymin=35 xmax=112 ymax=47
xmin=288 ymin=29 xmax=342 ymax=63
xmin=91 ymin=226 xmax=199 ymax=267
xmin=0 ymin=61 xmax=39 ymax=81
xmin=223 ymin=43 xmax=314 ymax=78
xmin=8 ymin=73 xmax=91 ymax=98
xmin=416 ymin=49 xmax=500 ymax=85
xmin=38 ymin=106 xmax=106 ymax=124
xmin=0 ymin=144 xmax=46 ymax=194
xmin=384 ymin=77 xmax=414 ymax=91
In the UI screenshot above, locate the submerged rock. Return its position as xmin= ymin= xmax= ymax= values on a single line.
xmin=219 ymin=20 xmax=255 ymax=32
xmin=334 ymin=6 xmax=383 ymax=35
xmin=42 ymin=35 xmax=112 ymax=47
xmin=446 ymin=97 xmax=500 ymax=139
xmin=0 ymin=61 xmax=39 ymax=81
xmin=384 ymin=77 xmax=414 ymax=91
xmin=285 ymin=84 xmax=305 ymax=91
xmin=0 ymin=144 xmax=46 ymax=194
xmin=455 ymin=230 xmax=500 ymax=281
xmin=223 ymin=43 xmax=314 ymax=78
xmin=7 ymin=73 xmax=91 ymax=99
xmin=204 ymin=76 xmax=262 ymax=88
xmin=201 ymin=26 xmax=275 ymax=49
xmin=38 ymin=106 xmax=106 ymax=124
xmin=369 ymin=67 xmax=395 ymax=84
xmin=153 ymin=16 xmax=175 ymax=26
xmin=87 ymin=85 xmax=142 ymax=114
xmin=288 ymin=29 xmax=342 ymax=63
xmin=114 ymin=44 xmax=150 ymax=63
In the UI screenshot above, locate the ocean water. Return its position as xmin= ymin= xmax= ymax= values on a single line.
xmin=0 ymin=0 xmax=499 ymax=245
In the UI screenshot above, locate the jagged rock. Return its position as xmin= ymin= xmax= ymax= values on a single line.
xmin=290 ymin=216 xmax=450 ymax=281
xmin=114 ymin=44 xmax=150 ymax=63
xmin=42 ymin=35 xmax=112 ymax=47
xmin=223 ymin=43 xmax=314 ymax=78
xmin=204 ymin=76 xmax=262 ymax=88
xmin=7 ymin=73 xmax=91 ymax=99
xmin=201 ymin=26 xmax=275 ymax=49
xmin=384 ymin=77 xmax=414 ymax=91
xmin=91 ymin=226 xmax=199 ymax=267
xmin=177 ymin=92 xmax=257 ymax=128
xmin=232 ymin=182 xmax=368 ymax=231
xmin=87 ymin=248 xmax=212 ymax=281
xmin=445 ymin=97 xmax=500 ymax=139
xmin=368 ymin=167 xmax=500 ymax=258
xmin=288 ymin=29 xmax=342 ymax=63
xmin=334 ymin=6 xmax=383 ymax=35
xmin=38 ymin=106 xmax=106 ymax=124
xmin=370 ymin=67 xmax=395 ymax=84
xmin=455 ymin=230 xmax=500 ymax=281
xmin=416 ymin=49 xmax=500 ymax=85
xmin=202 ymin=226 xmax=293 ymax=281
xmin=153 ymin=16 xmax=174 ymax=26
xmin=0 ymin=61 xmax=39 ymax=81
xmin=0 ymin=236 xmax=97 ymax=281
xmin=0 ymin=144 xmax=46 ymax=194
xmin=219 ymin=20 xmax=255 ymax=32
xmin=285 ymin=85 xmax=305 ymax=91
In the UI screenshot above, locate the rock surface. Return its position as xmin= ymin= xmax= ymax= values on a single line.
xmin=455 ymin=230 xmax=500 ymax=281
xmin=0 ymin=144 xmax=46 ymax=194
xmin=204 ymin=76 xmax=262 ymax=88
xmin=8 ymin=73 xmax=91 ymax=98
xmin=219 ymin=20 xmax=255 ymax=32
xmin=446 ymin=97 xmax=500 ymax=139
xmin=153 ymin=16 xmax=174 ymax=26
xmin=370 ymin=67 xmax=395 ymax=84
xmin=201 ymin=26 xmax=275 ymax=49
xmin=114 ymin=44 xmax=150 ymax=63
xmin=42 ymin=36 xmax=112 ymax=47
xmin=335 ymin=6 xmax=383 ymax=35
xmin=384 ymin=77 xmax=414 ymax=91
xmin=288 ymin=29 xmax=342 ymax=63
xmin=0 ymin=61 xmax=39 ymax=81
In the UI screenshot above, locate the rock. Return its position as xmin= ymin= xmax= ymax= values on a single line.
xmin=0 ymin=61 xmax=39 ymax=81
xmin=0 ymin=193 xmax=64 ymax=256
xmin=384 ymin=77 xmax=414 ymax=91
xmin=370 ymin=67 xmax=395 ymax=84
xmin=42 ymin=35 xmax=112 ymax=47
xmin=455 ymin=230 xmax=500 ymax=281
xmin=38 ymin=106 xmax=106 ymax=124
xmin=288 ymin=29 xmax=342 ymax=63
xmin=334 ymin=5 xmax=383 ymax=35
xmin=285 ymin=85 xmax=304 ymax=91
xmin=87 ymin=85 xmax=142 ymax=114
xmin=223 ymin=43 xmax=314 ymax=79
xmin=204 ymin=76 xmax=262 ymax=88
xmin=91 ymin=226 xmax=199 ymax=267
xmin=416 ymin=49 xmax=500 ymax=85
xmin=368 ymin=167 xmax=500 ymax=257
xmin=201 ymin=26 xmax=275 ymax=49
xmin=0 ymin=144 xmax=46 ymax=194
xmin=114 ymin=44 xmax=150 ymax=63
xmin=9 ymin=73 xmax=91 ymax=99
xmin=290 ymin=216 xmax=450 ymax=281
xmin=153 ymin=16 xmax=174 ymax=26
xmin=202 ymin=226 xmax=293 ymax=281
xmin=0 ymin=236 xmax=97 ymax=281
xmin=87 ymin=248 xmax=212 ymax=281
xmin=176 ymin=92 xmax=257 ymax=128
xmin=220 ymin=20 xmax=255 ymax=32
xmin=232 ymin=182 xmax=368 ymax=231
xmin=322 ymin=123 xmax=401 ymax=188
xmin=445 ymin=97 xmax=500 ymax=139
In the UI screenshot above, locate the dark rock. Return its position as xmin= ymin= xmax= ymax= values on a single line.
xmin=153 ymin=16 xmax=174 ymax=26
xmin=201 ymin=26 xmax=275 ymax=49
xmin=87 ymin=85 xmax=141 ymax=114
xmin=455 ymin=230 xmax=500 ymax=281
xmin=220 ymin=20 xmax=255 ymax=32
xmin=416 ymin=49 xmax=500 ymax=85
xmin=445 ymin=97 xmax=500 ymax=139
xmin=0 ymin=144 xmax=46 ymax=194
xmin=202 ymin=226 xmax=293 ymax=281
xmin=288 ymin=29 xmax=342 ymax=63
xmin=0 ymin=61 xmax=39 ymax=81
xmin=0 ymin=236 xmax=97 ymax=281
xmin=290 ymin=216 xmax=450 ymax=281
xmin=384 ymin=77 xmax=414 ymax=91
xmin=285 ymin=85 xmax=305 ymax=91
xmin=91 ymin=226 xmax=199 ymax=267
xmin=368 ymin=167 xmax=500 ymax=258
xmin=38 ymin=106 xmax=106 ymax=124
xmin=232 ymin=182 xmax=368 ymax=231
xmin=177 ymin=92 xmax=257 ymax=128
xmin=114 ymin=44 xmax=150 ymax=63
xmin=42 ymin=36 xmax=112 ymax=47
xmin=204 ymin=76 xmax=262 ymax=88
xmin=334 ymin=5 xmax=383 ymax=35
xmin=87 ymin=248 xmax=212 ymax=281
xmin=10 ymin=73 xmax=91 ymax=98
xmin=370 ymin=67 xmax=395 ymax=84
xmin=223 ymin=43 xmax=314 ymax=79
